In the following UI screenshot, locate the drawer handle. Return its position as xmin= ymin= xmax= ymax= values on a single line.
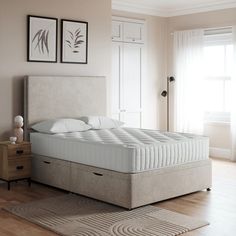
xmin=43 ymin=161 xmax=51 ymax=165
xmin=16 ymin=165 xmax=24 ymax=170
xmin=16 ymin=150 xmax=24 ymax=155
xmin=93 ymin=172 xmax=103 ymax=177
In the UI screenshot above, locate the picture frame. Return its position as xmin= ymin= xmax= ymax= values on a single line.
xmin=27 ymin=15 xmax=58 ymax=63
xmin=61 ymin=19 xmax=88 ymax=64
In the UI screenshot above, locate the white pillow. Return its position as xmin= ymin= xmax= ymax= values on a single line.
xmin=78 ymin=116 xmax=124 ymax=129
xmin=32 ymin=119 xmax=91 ymax=134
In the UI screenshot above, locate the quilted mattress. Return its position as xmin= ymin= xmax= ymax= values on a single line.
xmin=30 ymin=128 xmax=209 ymax=173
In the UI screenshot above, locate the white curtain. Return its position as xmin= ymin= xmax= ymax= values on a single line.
xmin=231 ymin=26 xmax=236 ymax=161
xmin=173 ymin=29 xmax=205 ymax=134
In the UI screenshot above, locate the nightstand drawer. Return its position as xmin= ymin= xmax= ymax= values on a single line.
xmin=8 ymin=158 xmax=31 ymax=180
xmin=8 ymin=145 xmax=31 ymax=157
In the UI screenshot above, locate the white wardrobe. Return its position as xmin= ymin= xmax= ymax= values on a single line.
xmin=111 ymin=17 xmax=145 ymax=128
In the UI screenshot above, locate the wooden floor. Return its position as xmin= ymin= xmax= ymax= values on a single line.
xmin=0 ymin=158 xmax=235 ymax=236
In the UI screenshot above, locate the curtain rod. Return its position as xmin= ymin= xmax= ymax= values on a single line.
xmin=170 ymin=25 xmax=232 ymax=35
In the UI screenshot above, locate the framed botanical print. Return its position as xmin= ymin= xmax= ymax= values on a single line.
xmin=61 ymin=19 xmax=88 ymax=64
xmin=27 ymin=15 xmax=58 ymax=63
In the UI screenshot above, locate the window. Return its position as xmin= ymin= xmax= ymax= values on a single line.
xmin=203 ymin=30 xmax=233 ymax=123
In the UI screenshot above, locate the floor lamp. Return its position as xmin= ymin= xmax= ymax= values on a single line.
xmin=161 ymin=76 xmax=175 ymax=131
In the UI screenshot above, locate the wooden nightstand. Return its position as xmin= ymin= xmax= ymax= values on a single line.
xmin=0 ymin=141 xmax=31 ymax=190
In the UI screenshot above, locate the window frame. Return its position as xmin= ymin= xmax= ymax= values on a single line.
xmin=203 ymin=30 xmax=233 ymax=124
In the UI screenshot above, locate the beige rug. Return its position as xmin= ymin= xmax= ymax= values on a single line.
xmin=4 ymin=194 xmax=209 ymax=236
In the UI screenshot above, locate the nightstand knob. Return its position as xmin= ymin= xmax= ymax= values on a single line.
xmin=16 ymin=165 xmax=24 ymax=170
xmin=16 ymin=150 xmax=24 ymax=155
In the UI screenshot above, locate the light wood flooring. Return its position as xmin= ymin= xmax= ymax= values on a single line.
xmin=0 ymin=158 xmax=235 ymax=236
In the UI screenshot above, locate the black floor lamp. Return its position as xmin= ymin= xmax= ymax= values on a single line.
xmin=161 ymin=76 xmax=175 ymax=131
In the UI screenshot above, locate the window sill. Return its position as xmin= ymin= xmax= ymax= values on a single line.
xmin=204 ymin=121 xmax=230 ymax=126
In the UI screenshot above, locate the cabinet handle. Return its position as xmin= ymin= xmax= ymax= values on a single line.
xmin=43 ymin=161 xmax=51 ymax=165
xmin=16 ymin=166 xmax=24 ymax=170
xmin=93 ymin=172 xmax=103 ymax=177
xmin=16 ymin=150 xmax=24 ymax=155
xmin=120 ymin=109 xmax=126 ymax=112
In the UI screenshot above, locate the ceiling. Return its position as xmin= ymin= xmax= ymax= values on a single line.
xmin=112 ymin=0 xmax=236 ymax=17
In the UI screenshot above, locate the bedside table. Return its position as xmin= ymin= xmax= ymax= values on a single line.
xmin=0 ymin=141 xmax=31 ymax=190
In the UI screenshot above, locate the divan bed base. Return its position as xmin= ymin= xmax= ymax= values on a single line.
xmin=32 ymin=154 xmax=212 ymax=209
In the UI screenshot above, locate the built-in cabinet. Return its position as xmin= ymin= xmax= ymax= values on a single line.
xmin=112 ymin=20 xmax=144 ymax=43
xmin=111 ymin=17 xmax=145 ymax=128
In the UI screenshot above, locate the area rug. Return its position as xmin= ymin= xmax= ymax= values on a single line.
xmin=4 ymin=194 xmax=209 ymax=236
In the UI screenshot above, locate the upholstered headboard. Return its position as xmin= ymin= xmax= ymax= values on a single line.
xmin=24 ymin=76 xmax=106 ymax=139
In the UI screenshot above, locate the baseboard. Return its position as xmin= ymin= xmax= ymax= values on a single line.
xmin=210 ymin=147 xmax=231 ymax=159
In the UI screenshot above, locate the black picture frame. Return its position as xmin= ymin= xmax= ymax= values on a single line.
xmin=61 ymin=19 xmax=88 ymax=64
xmin=27 ymin=15 xmax=58 ymax=63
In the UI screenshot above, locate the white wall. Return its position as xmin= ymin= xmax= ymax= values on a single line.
xmin=0 ymin=0 xmax=112 ymax=139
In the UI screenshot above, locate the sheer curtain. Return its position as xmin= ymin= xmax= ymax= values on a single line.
xmin=231 ymin=26 xmax=236 ymax=161
xmin=173 ymin=29 xmax=205 ymax=134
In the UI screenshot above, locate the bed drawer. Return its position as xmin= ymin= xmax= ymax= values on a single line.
xmin=70 ymin=162 xmax=132 ymax=208
xmin=32 ymin=155 xmax=70 ymax=191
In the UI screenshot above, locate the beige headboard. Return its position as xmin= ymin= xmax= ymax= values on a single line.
xmin=24 ymin=76 xmax=106 ymax=139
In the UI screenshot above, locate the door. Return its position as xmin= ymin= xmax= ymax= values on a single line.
xmin=111 ymin=42 xmax=122 ymax=120
xmin=123 ymin=22 xmax=144 ymax=43
xmin=112 ymin=21 xmax=123 ymax=42
xmin=122 ymin=43 xmax=143 ymax=128
xmin=111 ymin=19 xmax=144 ymax=128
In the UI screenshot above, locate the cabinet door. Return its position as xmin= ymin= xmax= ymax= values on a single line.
xmin=111 ymin=42 xmax=122 ymax=120
xmin=123 ymin=22 xmax=144 ymax=44
xmin=122 ymin=43 xmax=143 ymax=128
xmin=112 ymin=21 xmax=123 ymax=41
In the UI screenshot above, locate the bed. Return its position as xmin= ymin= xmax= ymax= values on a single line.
xmin=24 ymin=76 xmax=212 ymax=209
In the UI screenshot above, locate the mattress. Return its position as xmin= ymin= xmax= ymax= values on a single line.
xmin=30 ymin=128 xmax=209 ymax=173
